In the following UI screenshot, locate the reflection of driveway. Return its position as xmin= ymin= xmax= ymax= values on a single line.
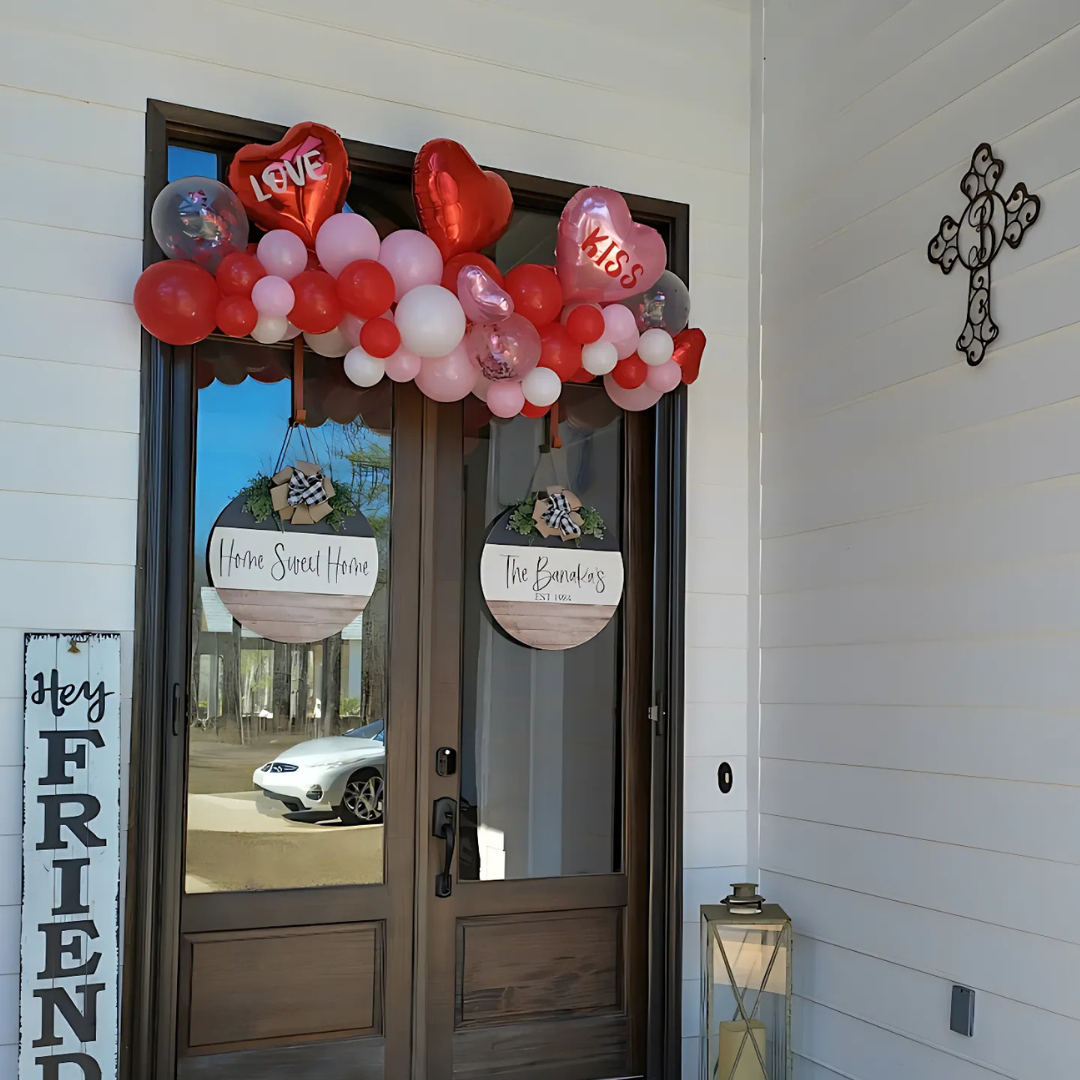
xmin=185 ymin=791 xmax=383 ymax=893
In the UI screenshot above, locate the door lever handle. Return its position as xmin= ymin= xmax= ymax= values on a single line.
xmin=431 ymin=796 xmax=457 ymax=898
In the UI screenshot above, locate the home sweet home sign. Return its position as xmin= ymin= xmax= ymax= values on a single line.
xmin=19 ymin=633 xmax=121 ymax=1080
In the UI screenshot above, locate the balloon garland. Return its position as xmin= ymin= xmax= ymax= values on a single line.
xmin=133 ymin=122 xmax=707 ymax=415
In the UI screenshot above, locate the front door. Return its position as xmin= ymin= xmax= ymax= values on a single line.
xmin=130 ymin=118 xmax=682 ymax=1080
xmin=175 ymin=351 xmax=652 ymax=1080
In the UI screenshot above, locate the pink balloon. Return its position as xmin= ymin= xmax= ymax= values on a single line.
xmin=256 ymin=229 xmax=308 ymax=281
xmin=601 ymin=303 xmax=637 ymax=342
xmin=556 ymin=187 xmax=667 ymax=304
xmin=339 ymin=311 xmax=364 ymax=347
xmin=487 ymin=380 xmax=525 ymax=418
xmin=457 ymin=265 xmax=514 ymax=324
xmin=414 ymin=344 xmax=480 ymax=402
xmin=613 ymin=331 xmax=640 ymax=360
xmin=384 ymin=346 xmax=423 ymax=383
xmin=603 ymin=372 xmax=663 ymax=411
xmin=472 ymin=374 xmax=494 ymax=401
xmin=250 ymin=275 xmax=294 ymax=318
xmin=465 ymin=314 xmax=541 ymax=382
xmin=645 ymin=358 xmax=682 ymax=393
xmin=315 ymin=213 xmax=380 ymax=277
xmin=378 ymin=229 xmax=444 ymax=302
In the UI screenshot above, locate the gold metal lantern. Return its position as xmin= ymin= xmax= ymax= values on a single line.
xmin=701 ymin=884 xmax=792 ymax=1080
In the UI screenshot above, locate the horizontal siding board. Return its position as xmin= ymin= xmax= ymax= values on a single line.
xmin=794 ymin=935 xmax=1080 ymax=1079
xmin=761 ymin=758 xmax=1080 ymax=865
xmin=759 ymin=703 xmax=1080 ymax=788
xmin=761 ymin=636 xmax=1080 ymax=708
xmin=761 ymin=552 xmax=1080 ymax=646
xmin=766 ymin=14 xmax=1080 ymax=258
xmin=0 ymin=288 xmax=143 ymax=370
xmin=761 ymin=472 xmax=1080 ymax=593
xmin=760 ymin=815 xmax=1080 ymax=948
xmin=3 ymin=10 xmax=745 ymax=175
xmin=761 ymin=871 xmax=1080 ymax=1022
xmin=792 ymin=996 xmax=1008 ymax=1080
xmin=0 ymin=355 xmax=140 ymax=433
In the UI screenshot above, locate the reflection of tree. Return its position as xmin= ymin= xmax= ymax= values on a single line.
xmin=314 ymin=419 xmax=392 ymax=727
xmin=190 ymin=416 xmax=394 ymax=746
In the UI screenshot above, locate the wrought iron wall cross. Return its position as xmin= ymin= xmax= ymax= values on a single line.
xmin=928 ymin=143 xmax=1040 ymax=366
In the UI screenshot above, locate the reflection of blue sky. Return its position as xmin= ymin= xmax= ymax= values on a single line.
xmin=195 ymin=379 xmax=291 ymax=554
xmin=169 ymin=145 xmax=218 ymax=182
xmin=195 ymin=379 xmax=391 ymax=555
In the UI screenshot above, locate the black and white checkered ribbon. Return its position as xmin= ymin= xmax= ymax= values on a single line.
xmin=542 ymin=491 xmax=581 ymax=538
xmin=288 ymin=469 xmax=328 ymax=507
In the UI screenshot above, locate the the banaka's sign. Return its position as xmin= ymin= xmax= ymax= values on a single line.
xmin=20 ymin=633 xmax=121 ymax=1080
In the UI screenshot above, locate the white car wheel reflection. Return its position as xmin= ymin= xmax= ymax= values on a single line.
xmin=340 ymin=769 xmax=384 ymax=825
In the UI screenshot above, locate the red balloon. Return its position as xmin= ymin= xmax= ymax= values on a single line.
xmin=521 ymin=401 xmax=550 ymax=419
xmin=359 ymin=317 xmax=401 ymax=359
xmin=216 ymin=252 xmax=265 ymax=297
xmin=337 ymin=259 xmax=395 ymax=319
xmin=538 ymin=323 xmax=582 ymax=381
xmin=228 ymin=121 xmax=351 ymax=249
xmin=413 ymin=139 xmax=514 ymax=259
xmin=442 ymin=252 xmax=504 ymax=291
xmin=672 ymin=327 xmax=707 ymax=385
xmin=503 ymin=264 xmax=563 ymax=328
xmin=216 ymin=295 xmax=258 ymax=337
xmin=289 ymin=270 xmax=344 ymax=333
xmin=612 ymin=354 xmax=647 ymax=389
xmin=568 ymin=366 xmax=596 ymax=384
xmin=565 ymin=304 xmax=605 ymax=345
xmin=134 ymin=261 xmax=219 ymax=346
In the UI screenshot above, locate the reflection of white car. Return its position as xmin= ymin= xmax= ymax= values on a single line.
xmin=253 ymin=720 xmax=385 ymax=825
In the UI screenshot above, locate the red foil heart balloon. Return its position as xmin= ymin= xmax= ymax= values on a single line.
xmin=671 ymin=327 xmax=706 ymax=385
xmin=228 ymin=122 xmax=351 ymax=249
xmin=413 ymin=139 xmax=514 ymax=260
xmin=556 ymin=187 xmax=667 ymax=304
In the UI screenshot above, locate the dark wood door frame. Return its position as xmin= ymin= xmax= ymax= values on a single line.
xmin=123 ymin=99 xmax=688 ymax=1080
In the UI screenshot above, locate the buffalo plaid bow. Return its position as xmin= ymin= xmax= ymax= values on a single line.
xmin=542 ymin=491 xmax=581 ymax=539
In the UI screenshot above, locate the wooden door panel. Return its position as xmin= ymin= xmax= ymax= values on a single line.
xmin=451 ymin=1015 xmax=628 ymax=1080
xmin=458 ymin=909 xmax=621 ymax=1024
xmin=183 ymin=922 xmax=381 ymax=1052
xmin=176 ymin=1036 xmax=384 ymax=1079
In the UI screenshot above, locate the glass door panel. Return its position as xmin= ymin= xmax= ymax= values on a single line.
xmin=459 ymin=386 xmax=624 ymax=881
xmin=186 ymin=353 xmax=392 ymax=893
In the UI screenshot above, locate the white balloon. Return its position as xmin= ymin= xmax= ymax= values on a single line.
xmin=638 ymin=327 xmax=675 ymax=366
xmin=282 ymin=322 xmax=303 ymax=341
xmin=251 ymin=314 xmax=288 ymax=344
xmin=395 ymin=284 xmax=467 ymax=358
xmin=581 ymin=340 xmax=618 ymax=376
xmin=304 ymin=327 xmax=350 ymax=357
xmin=344 ymin=347 xmax=386 ymax=387
xmin=521 ymin=366 xmax=562 ymax=408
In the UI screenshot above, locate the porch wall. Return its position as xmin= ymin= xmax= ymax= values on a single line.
xmin=0 ymin=2 xmax=752 ymax=1075
xmin=758 ymin=2 xmax=1080 ymax=1077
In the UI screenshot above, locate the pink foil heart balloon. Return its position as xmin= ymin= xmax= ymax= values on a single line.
xmin=556 ymin=187 xmax=667 ymax=304
xmin=457 ymin=264 xmax=514 ymax=324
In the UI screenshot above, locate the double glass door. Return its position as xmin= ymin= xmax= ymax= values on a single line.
xmin=175 ymin=352 xmax=654 ymax=1080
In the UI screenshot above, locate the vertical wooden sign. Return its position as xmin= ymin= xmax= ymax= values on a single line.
xmin=20 ymin=633 xmax=121 ymax=1080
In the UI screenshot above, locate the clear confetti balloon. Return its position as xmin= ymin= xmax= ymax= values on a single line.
xmin=620 ymin=269 xmax=690 ymax=334
xmin=151 ymin=176 xmax=249 ymax=272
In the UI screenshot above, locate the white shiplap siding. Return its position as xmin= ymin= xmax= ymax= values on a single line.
xmin=0 ymin=3 xmax=751 ymax=1076
xmin=759 ymin=2 xmax=1080 ymax=1078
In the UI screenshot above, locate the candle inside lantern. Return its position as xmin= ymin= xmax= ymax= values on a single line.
xmin=717 ymin=1020 xmax=767 ymax=1080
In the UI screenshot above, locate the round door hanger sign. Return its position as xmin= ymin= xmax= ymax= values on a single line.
xmin=208 ymin=481 xmax=379 ymax=644
xmin=480 ymin=491 xmax=624 ymax=651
